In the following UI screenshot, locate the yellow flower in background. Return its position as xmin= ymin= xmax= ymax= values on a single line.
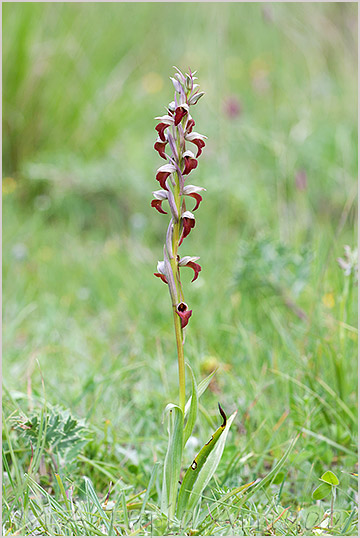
xmin=2 ymin=177 xmax=17 ymax=195
xmin=142 ymin=72 xmax=164 ymax=94
xmin=322 ymin=292 xmax=335 ymax=309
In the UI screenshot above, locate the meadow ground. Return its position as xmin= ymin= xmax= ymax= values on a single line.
xmin=2 ymin=2 xmax=358 ymax=535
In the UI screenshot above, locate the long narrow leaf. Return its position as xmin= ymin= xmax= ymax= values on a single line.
xmin=184 ymin=369 xmax=217 ymax=417
xmin=186 ymin=410 xmax=237 ymax=514
xmin=183 ymin=363 xmax=198 ymax=447
xmin=176 ymin=406 xmax=235 ymax=519
xmin=161 ymin=404 xmax=183 ymax=518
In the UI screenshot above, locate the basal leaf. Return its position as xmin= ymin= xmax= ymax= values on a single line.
xmin=183 ymin=363 xmax=198 ymax=447
xmin=186 ymin=409 xmax=237 ymax=514
xmin=161 ymin=404 xmax=183 ymax=518
xmin=176 ymin=405 xmax=235 ymax=519
xmin=184 ymin=369 xmax=217 ymax=417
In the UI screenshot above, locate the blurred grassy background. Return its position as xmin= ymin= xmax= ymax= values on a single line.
xmin=2 ymin=2 xmax=358 ymax=534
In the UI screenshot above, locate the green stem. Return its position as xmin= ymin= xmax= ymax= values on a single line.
xmin=173 ymin=307 xmax=185 ymax=412
xmin=172 ymin=173 xmax=186 ymax=412
xmin=168 ymin=122 xmax=187 ymax=413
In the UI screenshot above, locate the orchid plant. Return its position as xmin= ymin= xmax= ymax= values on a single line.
xmin=151 ymin=67 xmax=236 ymax=523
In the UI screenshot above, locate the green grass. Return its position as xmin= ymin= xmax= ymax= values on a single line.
xmin=2 ymin=2 xmax=358 ymax=535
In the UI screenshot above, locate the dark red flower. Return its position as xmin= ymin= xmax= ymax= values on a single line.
xmin=151 ymin=199 xmax=167 ymax=215
xmin=185 ymin=132 xmax=207 ymax=158
xmin=155 ymin=115 xmax=173 ymax=141
xmin=182 ymin=185 xmax=206 ymax=212
xmin=154 ymin=138 xmax=168 ymax=160
xmin=176 ymin=302 xmax=193 ymax=329
xmin=182 ymin=150 xmax=198 ymax=176
xmin=186 ymin=116 xmax=195 ymax=133
xmin=179 ymin=256 xmax=202 ymax=282
xmin=189 ymin=193 xmax=202 ymax=210
xmin=155 ymin=164 xmax=176 ymax=190
xmin=154 ymin=272 xmax=168 ymax=284
xmin=179 ymin=211 xmax=196 ymax=246
xmin=174 ymin=104 xmax=189 ymax=126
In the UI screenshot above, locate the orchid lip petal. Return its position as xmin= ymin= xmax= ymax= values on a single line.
xmin=178 ymin=256 xmax=202 ymax=282
xmin=154 ymin=138 xmax=168 ymax=160
xmin=174 ymin=104 xmax=189 ymax=126
xmin=155 ymin=164 xmax=176 ymax=189
xmin=155 ymin=116 xmax=174 ymax=141
xmin=188 ymin=192 xmax=202 ymax=210
xmin=176 ymin=302 xmax=193 ymax=329
xmin=182 ymin=150 xmax=198 ymax=175
xmin=186 ymin=116 xmax=195 ymax=133
xmin=151 ymin=199 xmax=167 ymax=214
xmin=185 ymin=131 xmax=207 ymax=157
xmin=154 ymin=272 xmax=168 ymax=284
xmin=179 ymin=211 xmax=196 ymax=246
xmin=182 ymin=185 xmax=205 ymax=210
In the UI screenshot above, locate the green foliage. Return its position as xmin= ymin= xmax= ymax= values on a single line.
xmin=320 ymin=470 xmax=340 ymax=486
xmin=235 ymin=237 xmax=312 ymax=299
xmin=161 ymin=404 xmax=184 ymax=518
xmin=312 ymin=482 xmax=332 ymax=501
xmin=15 ymin=405 xmax=92 ymax=460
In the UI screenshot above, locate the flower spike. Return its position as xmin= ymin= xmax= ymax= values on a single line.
xmin=152 ymin=67 xmax=206 ymax=336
